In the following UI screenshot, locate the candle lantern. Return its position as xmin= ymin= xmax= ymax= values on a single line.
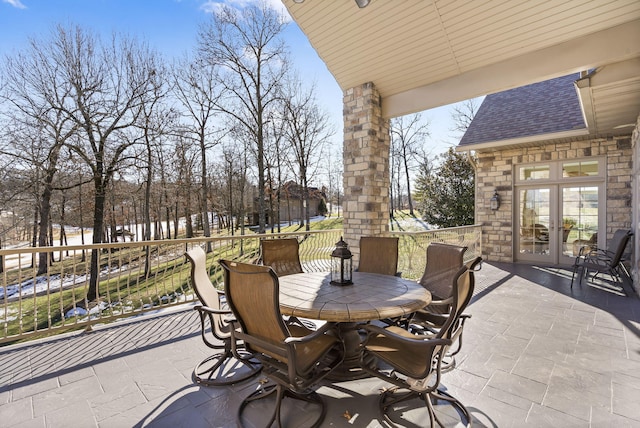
xmin=330 ymin=237 xmax=353 ymax=286
xmin=490 ymin=189 xmax=500 ymax=210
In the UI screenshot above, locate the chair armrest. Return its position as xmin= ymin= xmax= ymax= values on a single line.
xmin=193 ymin=304 xmax=233 ymax=316
xmin=413 ymin=311 xmax=448 ymax=326
xmin=585 ymin=247 xmax=612 ymax=259
xmin=232 ymin=328 xmax=288 ymax=359
xmin=284 ymin=322 xmax=338 ymax=344
xmin=430 ymin=296 xmax=453 ymax=306
xmin=360 ymin=323 xmax=452 ymax=347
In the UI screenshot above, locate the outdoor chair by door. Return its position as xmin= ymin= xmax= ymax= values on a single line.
xmin=571 ymin=229 xmax=633 ymax=289
xmin=358 ymin=265 xmax=473 ymax=427
xmin=261 ymin=238 xmax=304 ymax=277
xmin=358 ymin=236 xmax=400 ymax=276
xmin=220 ymin=260 xmax=344 ymax=428
xmin=185 ymin=247 xmax=261 ymax=386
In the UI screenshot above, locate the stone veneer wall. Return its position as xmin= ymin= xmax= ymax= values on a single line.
xmin=342 ymin=82 xmax=391 ymax=259
xmin=476 ymin=136 xmax=633 ymax=263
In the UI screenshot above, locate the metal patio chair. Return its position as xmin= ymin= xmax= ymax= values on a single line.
xmin=357 ymin=236 xmax=400 ymax=276
xmin=261 ymin=238 xmax=304 ymax=277
xmin=185 ymin=247 xmax=261 ymax=386
xmin=409 ymin=256 xmax=482 ymax=372
xmin=571 ymin=229 xmax=633 ymax=288
xmin=359 ymin=265 xmax=473 ymax=427
xmin=418 ymin=243 xmax=468 ymax=314
xmin=220 ymin=259 xmax=344 ymax=428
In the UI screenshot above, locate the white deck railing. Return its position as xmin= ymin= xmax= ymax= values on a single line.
xmin=0 ymin=225 xmax=481 ymax=343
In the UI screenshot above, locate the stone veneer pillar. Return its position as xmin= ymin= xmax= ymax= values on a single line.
xmin=342 ymin=82 xmax=390 ymax=259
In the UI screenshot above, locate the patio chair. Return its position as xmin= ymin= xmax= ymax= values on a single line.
xmin=358 ymin=265 xmax=473 ymax=427
xmin=418 ymin=243 xmax=468 ymax=314
xmin=571 ymin=229 xmax=633 ymax=288
xmin=220 ymin=260 xmax=344 ymax=428
xmin=185 ymin=247 xmax=261 ymax=386
xmin=357 ymin=236 xmax=400 ymax=276
xmin=409 ymin=256 xmax=482 ymax=372
xmin=261 ymin=238 xmax=304 ymax=277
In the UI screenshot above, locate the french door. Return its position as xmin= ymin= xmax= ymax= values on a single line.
xmin=515 ymin=160 xmax=604 ymax=265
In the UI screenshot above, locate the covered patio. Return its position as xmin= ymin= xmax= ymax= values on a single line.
xmin=2 ymin=262 xmax=639 ymax=427
xmin=282 ymin=0 xmax=640 ymax=292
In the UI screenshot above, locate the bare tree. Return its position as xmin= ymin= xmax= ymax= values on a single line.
xmin=173 ymin=134 xmax=199 ymax=238
xmin=263 ymin=115 xmax=284 ymax=232
xmin=38 ymin=24 xmax=163 ymax=301
xmin=390 ymin=113 xmax=430 ymax=217
xmin=198 ymin=3 xmax=288 ymax=233
xmin=2 ymin=42 xmax=80 ymax=274
xmin=282 ymin=78 xmax=334 ymax=231
xmin=220 ymin=133 xmax=251 ymax=238
xmin=450 ymin=98 xmax=480 ymax=136
xmin=324 ymin=148 xmax=343 ymax=217
xmin=172 ymin=55 xmax=222 ymax=249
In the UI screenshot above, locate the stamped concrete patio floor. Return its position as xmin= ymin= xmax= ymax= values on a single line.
xmin=1 ymin=262 xmax=639 ymax=427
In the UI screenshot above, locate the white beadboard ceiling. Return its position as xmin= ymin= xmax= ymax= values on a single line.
xmin=284 ymin=0 xmax=640 ymax=136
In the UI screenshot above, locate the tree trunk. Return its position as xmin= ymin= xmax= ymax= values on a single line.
xmin=403 ymin=154 xmax=414 ymax=216
xmin=87 ymin=185 xmax=106 ymax=302
xmin=37 ymin=184 xmax=53 ymax=274
xmin=303 ymin=176 xmax=310 ymax=232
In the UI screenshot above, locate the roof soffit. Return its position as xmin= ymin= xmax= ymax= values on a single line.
xmin=284 ymin=1 xmax=640 ymax=118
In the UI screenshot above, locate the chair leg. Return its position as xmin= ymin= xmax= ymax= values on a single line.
xmin=238 ymin=383 xmax=327 ymax=428
xmin=431 ymin=388 xmax=472 ymax=427
xmin=579 ymin=265 xmax=587 ymax=285
xmin=193 ymin=349 xmax=261 ymax=386
xmin=571 ymin=260 xmax=584 ymax=288
xmin=379 ymin=386 xmax=471 ymax=427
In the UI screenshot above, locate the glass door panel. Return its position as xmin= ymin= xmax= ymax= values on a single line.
xmin=518 ymin=188 xmax=552 ymax=261
xmin=560 ymin=185 xmax=600 ymax=263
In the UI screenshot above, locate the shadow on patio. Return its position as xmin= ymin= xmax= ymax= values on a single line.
xmin=1 ymin=262 xmax=639 ymax=427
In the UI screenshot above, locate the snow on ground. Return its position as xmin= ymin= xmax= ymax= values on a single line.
xmin=0 ymin=262 xmax=132 ymax=301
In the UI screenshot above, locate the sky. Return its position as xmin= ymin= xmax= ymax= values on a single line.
xmin=0 ymin=0 xmax=476 ymax=156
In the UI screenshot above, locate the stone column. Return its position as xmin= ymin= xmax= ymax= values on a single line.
xmin=342 ymin=82 xmax=391 ymax=259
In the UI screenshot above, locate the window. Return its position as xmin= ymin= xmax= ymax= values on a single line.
xmin=516 ymin=158 xmax=603 ymax=184
xmin=562 ymin=160 xmax=599 ymax=177
xmin=519 ymin=165 xmax=550 ymax=181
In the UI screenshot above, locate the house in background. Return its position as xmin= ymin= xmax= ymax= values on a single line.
xmin=276 ymin=181 xmax=327 ymax=223
xmin=457 ymin=71 xmax=637 ymax=291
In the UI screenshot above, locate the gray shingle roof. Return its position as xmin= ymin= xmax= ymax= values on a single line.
xmin=458 ymin=73 xmax=586 ymax=147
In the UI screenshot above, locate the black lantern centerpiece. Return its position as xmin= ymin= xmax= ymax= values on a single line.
xmin=330 ymin=237 xmax=353 ymax=286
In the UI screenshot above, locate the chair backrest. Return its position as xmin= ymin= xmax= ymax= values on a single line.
xmin=436 ymin=265 xmax=474 ymax=340
xmin=459 ymin=256 xmax=482 ymax=312
xmin=220 ymin=259 xmax=291 ymax=362
xmin=185 ymin=247 xmax=226 ymax=338
xmin=607 ymin=229 xmax=633 ymax=267
xmin=399 ymin=265 xmax=473 ymax=380
xmin=419 ymin=243 xmax=468 ymax=300
xmin=261 ymin=238 xmax=304 ymax=277
xmin=358 ymin=236 xmax=399 ymax=276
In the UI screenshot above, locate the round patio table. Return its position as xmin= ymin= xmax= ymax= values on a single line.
xmin=278 ymin=271 xmax=431 ymax=380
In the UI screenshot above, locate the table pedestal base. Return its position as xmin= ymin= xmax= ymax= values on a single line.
xmin=328 ymin=323 xmax=372 ymax=381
